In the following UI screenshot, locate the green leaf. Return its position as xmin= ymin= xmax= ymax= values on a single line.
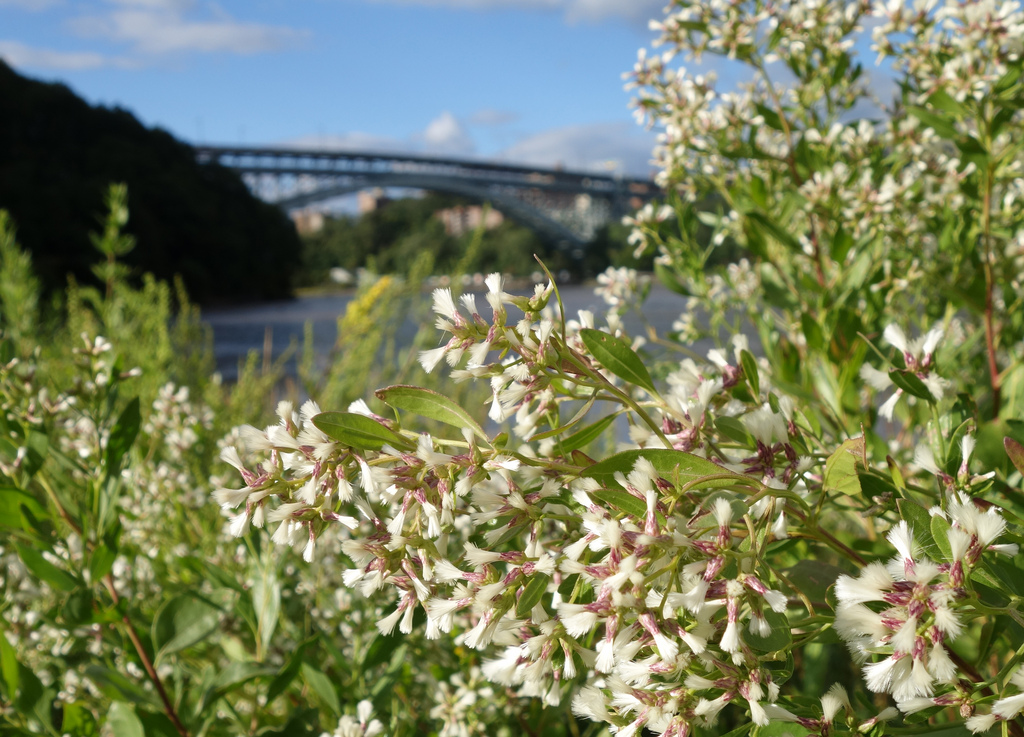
xmin=754 ymin=103 xmax=785 ymax=132
xmin=896 ymin=500 xmax=941 ymax=560
xmin=84 ymin=665 xmax=160 ymax=706
xmin=361 ymin=632 xmax=400 ymax=671
xmin=105 ymin=397 xmax=141 ymax=476
xmin=784 ymin=560 xmax=847 ymax=603
xmin=582 ymin=449 xmax=748 ymax=491
xmin=908 ymin=106 xmax=957 ymax=138
xmin=957 ymin=135 xmax=989 ymax=169
xmin=740 ymin=349 xmax=759 ymax=397
xmin=266 ymin=637 xmax=314 ymax=705
xmin=886 ymin=455 xmax=906 ymax=492
xmin=528 ymin=392 xmax=598 ymax=442
xmin=62 ymin=588 xmax=94 ymax=625
xmin=0 ymin=487 xmax=47 ymax=530
xmin=0 ymin=631 xmax=21 ymax=700
xmin=831 ymin=226 xmax=854 ymax=262
xmin=89 ymin=543 xmax=118 ymax=582
xmin=301 ymin=662 xmax=341 ymax=717
xmin=196 ymin=662 xmax=275 ymax=715
xmin=15 ymin=543 xmax=78 ymax=591
xmin=375 ymin=385 xmax=488 ymax=442
xmin=579 ymin=328 xmax=657 ymax=395
xmin=718 ymin=725 xmax=754 ymax=737
xmin=152 ymin=594 xmax=220 ymax=663
xmin=106 ymin=702 xmax=144 ymax=737
xmin=756 ymin=722 xmax=811 ymax=737
xmin=801 ymin=313 xmax=825 ymax=352
xmin=1006 ymin=437 xmax=1024 ymax=477
xmin=994 ymin=64 xmax=1023 ymax=95
xmin=983 ymin=556 xmax=1024 ymax=597
xmin=655 ymin=261 xmax=691 ymax=297
xmin=931 ymin=514 xmax=953 ymax=561
xmin=252 ymin=564 xmax=281 ymax=658
xmin=926 ymin=89 xmax=967 ymax=117
xmin=137 ymin=711 xmax=179 ymax=737
xmin=557 ymin=414 xmax=615 ymax=453
xmin=944 ymin=419 xmax=974 ymax=476
xmin=588 ymin=489 xmax=646 ymax=518
xmin=60 ymin=702 xmax=100 ymax=737
xmin=516 ymin=573 xmax=551 ymax=618
xmin=888 ymin=369 xmax=934 ymax=401
xmin=715 ymin=416 xmax=755 ymax=446
xmin=821 ymin=437 xmax=865 ymax=497
xmin=312 ymin=411 xmax=414 ymax=451
xmin=745 ymin=610 xmax=791 ymax=652
xmin=745 ymin=211 xmax=801 ymax=252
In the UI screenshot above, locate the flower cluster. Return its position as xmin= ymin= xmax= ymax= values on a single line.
xmin=835 ymin=449 xmax=1018 ymax=714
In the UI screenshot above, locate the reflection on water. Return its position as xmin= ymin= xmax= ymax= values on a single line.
xmin=202 ymin=284 xmax=717 ymax=380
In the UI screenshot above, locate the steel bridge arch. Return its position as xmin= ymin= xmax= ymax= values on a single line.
xmin=271 ymin=172 xmax=587 ymax=248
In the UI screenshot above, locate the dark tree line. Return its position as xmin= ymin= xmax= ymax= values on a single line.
xmin=0 ymin=61 xmax=299 ymax=304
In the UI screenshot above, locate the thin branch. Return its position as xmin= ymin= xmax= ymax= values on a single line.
xmin=103 ymin=574 xmax=189 ymax=737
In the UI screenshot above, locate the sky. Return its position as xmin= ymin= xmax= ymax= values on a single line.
xmin=0 ymin=0 xmax=674 ymax=176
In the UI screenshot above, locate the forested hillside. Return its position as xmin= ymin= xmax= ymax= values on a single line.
xmin=0 ymin=61 xmax=298 ymax=303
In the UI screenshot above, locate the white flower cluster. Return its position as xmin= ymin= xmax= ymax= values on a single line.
xmin=835 ymin=446 xmax=1018 ymax=716
xmin=212 ymin=272 xmax=843 ymax=736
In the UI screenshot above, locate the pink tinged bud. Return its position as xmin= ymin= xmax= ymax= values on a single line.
xmin=704 ymin=555 xmax=726 ymax=582
xmin=638 ymin=612 xmax=678 ymax=661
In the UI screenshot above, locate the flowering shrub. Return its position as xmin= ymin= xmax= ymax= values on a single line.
xmin=211 ymin=1 xmax=1024 ymax=735
xmin=3 ymin=2 xmax=1024 ymax=736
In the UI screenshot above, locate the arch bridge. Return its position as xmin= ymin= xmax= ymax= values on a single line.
xmin=194 ymin=145 xmax=659 ymax=251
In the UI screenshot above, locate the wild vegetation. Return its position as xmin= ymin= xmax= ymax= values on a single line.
xmin=295 ymin=193 xmax=646 ymax=286
xmin=3 ymin=1 xmax=1024 ymax=737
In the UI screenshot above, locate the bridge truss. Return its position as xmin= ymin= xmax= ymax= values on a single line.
xmin=194 ymin=145 xmax=658 ymax=250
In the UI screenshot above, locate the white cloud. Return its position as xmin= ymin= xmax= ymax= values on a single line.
xmin=70 ymin=2 xmax=309 ymax=55
xmin=367 ymin=0 xmax=663 ymax=23
xmin=498 ymin=121 xmax=655 ymax=176
xmin=468 ymin=108 xmax=518 ymax=126
xmin=0 ymin=39 xmax=135 ymax=69
xmin=562 ymin=0 xmax=665 ymax=23
xmin=418 ymin=111 xmax=476 ymax=155
xmin=282 ymin=116 xmax=656 ymax=178
xmin=284 ymin=111 xmax=476 ymax=157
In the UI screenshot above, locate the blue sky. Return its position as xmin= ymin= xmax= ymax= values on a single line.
xmin=0 ymin=0 xmax=672 ymax=175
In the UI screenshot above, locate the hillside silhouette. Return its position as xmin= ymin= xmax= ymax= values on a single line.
xmin=0 ymin=61 xmax=298 ymax=303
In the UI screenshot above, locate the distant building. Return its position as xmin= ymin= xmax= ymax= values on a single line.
xmin=290 ymin=209 xmax=325 ymax=234
xmin=358 ymin=188 xmax=390 ymax=214
xmin=435 ymin=205 xmax=504 ymax=237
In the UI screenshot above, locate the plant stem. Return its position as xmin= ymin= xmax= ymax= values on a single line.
xmin=982 ymin=144 xmax=1001 ymax=417
xmin=103 ymin=574 xmax=189 ymax=737
xmin=787 ymin=507 xmax=867 ymax=565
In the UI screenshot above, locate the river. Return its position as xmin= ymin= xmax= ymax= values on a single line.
xmin=202 ymin=282 xmax=716 ymax=380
